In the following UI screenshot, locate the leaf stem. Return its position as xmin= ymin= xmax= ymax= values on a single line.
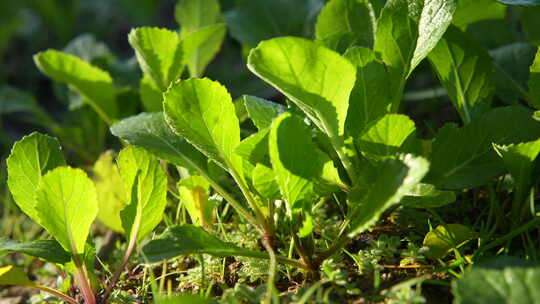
xmin=32 ymin=285 xmax=79 ymax=304
xmin=72 ymin=258 xmax=97 ymax=304
xmin=101 ymin=216 xmax=140 ymax=303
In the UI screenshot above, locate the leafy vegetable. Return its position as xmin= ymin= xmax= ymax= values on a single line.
xmin=33 ymin=50 xmax=117 ymax=123
xmin=428 ymin=26 xmax=494 ymax=123
xmin=6 ymin=133 xmax=66 ymax=224
xmin=128 ymin=27 xmax=183 ymax=91
xmin=118 ymin=146 xmax=167 ymax=242
xmin=35 ymin=167 xmax=98 ymax=255
xmin=164 ymin=78 xmax=243 ymax=174
xmin=315 ymin=0 xmax=375 ymax=52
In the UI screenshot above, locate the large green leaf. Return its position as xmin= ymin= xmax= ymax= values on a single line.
xmin=269 ymin=113 xmax=342 ymax=211
xmin=494 ymin=138 xmax=540 ymax=202
xmin=6 ymin=133 xmax=66 ymax=224
xmin=33 ymin=50 xmax=117 ymax=123
xmin=490 ymin=43 xmax=537 ymax=105
xmin=356 ymin=114 xmax=417 ymax=159
xmin=0 ymin=238 xmax=70 ymax=264
xmin=315 ymin=0 xmax=375 ymax=52
xmin=118 ymin=146 xmax=167 ymax=242
xmin=428 ymin=26 xmax=494 ymax=123
xmin=529 ymin=48 xmax=540 ymax=108
xmin=348 ymin=155 xmax=429 ymax=237
xmin=344 ymin=47 xmax=392 ymax=136
xmin=374 ymin=0 xmax=455 ymax=79
xmin=142 ymin=225 xmax=262 ymax=263
xmin=182 ymin=24 xmax=226 ymax=77
xmin=423 ymin=224 xmax=477 ymax=259
xmin=110 ymin=112 xmax=207 ymax=173
xmin=454 ymin=257 xmax=540 ymax=304
xmin=243 ymin=95 xmax=285 ymax=131
xmin=224 ymin=0 xmax=323 ymax=47
xmin=410 ymin=0 xmax=456 ymax=73
xmin=35 ymin=167 xmax=98 ymax=254
xmin=175 ymin=0 xmax=222 ymax=36
xmin=92 ymin=151 xmax=127 ymax=232
xmin=452 ymin=0 xmax=506 ymax=30
xmin=252 ymin=163 xmax=281 ymax=200
xmin=128 ymin=27 xmax=183 ymax=91
xmin=163 ymin=78 xmax=242 ymax=174
xmin=248 ymin=37 xmax=356 ymax=140
xmin=428 ymin=107 xmax=540 ymax=189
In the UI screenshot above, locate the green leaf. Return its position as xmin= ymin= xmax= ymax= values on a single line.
xmin=35 ymin=167 xmax=98 ymax=254
xmin=453 ymin=257 xmax=540 ymax=304
xmin=401 ymin=183 xmax=456 ymax=208
xmin=182 ymin=24 xmax=226 ymax=77
xmin=315 ymin=0 xmax=375 ymax=52
xmin=140 ymin=76 xmax=163 ymax=112
xmin=374 ymin=0 xmax=455 ymax=79
xmin=0 ymin=266 xmax=34 ymax=286
xmin=344 ymin=47 xmax=392 ymax=136
xmin=224 ymin=0 xmax=323 ymax=47
xmin=348 ymin=155 xmax=429 ymax=237
xmin=128 ymin=27 xmax=183 ymax=91
xmin=269 ymin=113 xmax=343 ymax=211
xmin=410 ymin=0 xmax=456 ymax=74
xmin=494 ymin=138 xmax=540 ymax=202
xmin=142 ymin=225 xmax=261 ymax=263
xmin=248 ymin=37 xmax=356 ymax=139
xmin=428 ymin=107 xmax=540 ymax=189
xmin=163 ymin=78 xmax=242 ymax=174
xmin=118 ymin=146 xmax=168 ymax=242
xmin=497 ymin=0 xmax=540 ymax=6
xmin=235 ymin=129 xmax=270 ymax=166
xmin=423 ymin=224 xmax=477 ymax=259
xmin=428 ymin=26 xmax=495 ymax=123
xmin=252 ymin=164 xmax=281 ymax=200
xmin=529 ymin=48 xmax=540 ymax=108
xmin=178 ymin=176 xmax=215 ymax=228
xmin=110 ymin=112 xmax=207 ymax=172
xmin=243 ymin=95 xmax=285 ymax=131
xmin=92 ymin=151 xmax=127 ymax=232
xmin=490 ymin=43 xmax=537 ymax=105
xmin=175 ymin=0 xmax=223 ymax=37
xmin=522 ymin=7 xmax=540 ymax=46
xmin=0 ymin=238 xmax=71 ymax=264
xmin=452 ymin=0 xmax=506 ymax=30
xmin=6 ymin=132 xmax=66 ymax=224
xmin=356 ymin=114 xmax=417 ymax=159
xmin=33 ymin=50 xmax=117 ymax=123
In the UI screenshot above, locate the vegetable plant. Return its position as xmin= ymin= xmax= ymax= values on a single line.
xmin=2 ymin=0 xmax=540 ymax=302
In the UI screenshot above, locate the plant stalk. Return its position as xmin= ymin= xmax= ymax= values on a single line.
xmin=101 ymin=219 xmax=140 ymax=303
xmin=72 ymin=257 xmax=97 ymax=304
xmin=33 ymin=285 xmax=79 ymax=304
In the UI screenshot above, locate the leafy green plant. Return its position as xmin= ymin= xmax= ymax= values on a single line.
xmin=3 ymin=0 xmax=540 ymax=302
